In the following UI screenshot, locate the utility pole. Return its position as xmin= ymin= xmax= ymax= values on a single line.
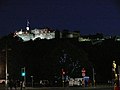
xmin=5 ymin=42 xmax=8 ymax=89
xmin=1 ymin=41 xmax=11 ymax=89
xmin=93 ymin=67 xmax=95 ymax=87
xmin=31 ymin=76 xmax=33 ymax=87
xmin=61 ymin=68 xmax=65 ymax=87
xmin=21 ymin=67 xmax=26 ymax=88
xmin=5 ymin=41 xmax=11 ymax=89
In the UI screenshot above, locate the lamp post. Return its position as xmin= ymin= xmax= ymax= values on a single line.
xmin=61 ymin=68 xmax=65 ymax=87
xmin=112 ymin=61 xmax=117 ymax=85
xmin=4 ymin=42 xmax=11 ymax=89
xmin=31 ymin=76 xmax=33 ymax=87
xmin=93 ymin=67 xmax=95 ymax=87
xmin=21 ymin=67 xmax=26 ymax=88
xmin=5 ymin=43 xmax=8 ymax=88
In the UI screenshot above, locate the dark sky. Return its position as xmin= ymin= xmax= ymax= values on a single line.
xmin=0 ymin=0 xmax=120 ymax=36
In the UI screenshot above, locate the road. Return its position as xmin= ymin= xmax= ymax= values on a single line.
xmin=26 ymin=87 xmax=114 ymax=90
xmin=0 ymin=86 xmax=114 ymax=90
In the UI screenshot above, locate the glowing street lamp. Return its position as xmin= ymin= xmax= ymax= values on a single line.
xmin=112 ymin=61 xmax=116 ymax=72
xmin=112 ymin=61 xmax=117 ymax=84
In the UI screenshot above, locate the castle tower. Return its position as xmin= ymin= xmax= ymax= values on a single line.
xmin=26 ymin=20 xmax=30 ymax=31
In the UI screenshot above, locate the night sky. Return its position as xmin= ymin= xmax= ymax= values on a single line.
xmin=0 ymin=0 xmax=120 ymax=36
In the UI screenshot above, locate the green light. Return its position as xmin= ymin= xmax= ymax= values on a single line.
xmin=21 ymin=67 xmax=26 ymax=76
xmin=22 ymin=72 xmax=25 ymax=76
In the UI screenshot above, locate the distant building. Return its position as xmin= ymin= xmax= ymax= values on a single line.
xmin=61 ymin=30 xmax=80 ymax=38
xmin=13 ymin=21 xmax=111 ymax=43
xmin=14 ymin=28 xmax=55 ymax=42
xmin=14 ymin=27 xmax=80 ymax=42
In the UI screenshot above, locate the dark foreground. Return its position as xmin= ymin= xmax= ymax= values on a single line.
xmin=0 ymin=86 xmax=114 ymax=90
xmin=23 ymin=87 xmax=114 ymax=90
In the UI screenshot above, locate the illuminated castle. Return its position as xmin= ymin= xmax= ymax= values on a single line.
xmin=14 ymin=28 xmax=55 ymax=41
xmin=14 ymin=21 xmax=55 ymax=41
xmin=15 ymin=20 xmax=118 ymax=43
xmin=14 ymin=20 xmax=81 ymax=42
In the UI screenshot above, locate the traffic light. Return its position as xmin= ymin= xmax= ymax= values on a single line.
xmin=61 ymin=68 xmax=65 ymax=75
xmin=21 ymin=67 xmax=26 ymax=77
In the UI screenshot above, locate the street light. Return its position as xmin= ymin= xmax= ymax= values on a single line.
xmin=5 ymin=44 xmax=8 ymax=88
xmin=92 ymin=67 xmax=95 ymax=87
xmin=112 ymin=60 xmax=118 ymax=85
xmin=31 ymin=76 xmax=33 ymax=87
xmin=3 ymin=42 xmax=11 ymax=89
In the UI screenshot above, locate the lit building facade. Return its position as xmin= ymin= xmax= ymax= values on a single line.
xmin=14 ymin=28 xmax=55 ymax=42
xmin=14 ymin=28 xmax=81 ymax=42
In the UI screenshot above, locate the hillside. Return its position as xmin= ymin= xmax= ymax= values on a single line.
xmin=0 ymin=34 xmax=120 ymax=85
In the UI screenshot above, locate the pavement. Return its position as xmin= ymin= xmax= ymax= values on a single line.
xmin=0 ymin=87 xmax=114 ymax=90
xmin=0 ymin=86 xmax=114 ymax=90
xmin=24 ymin=87 xmax=114 ymax=90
